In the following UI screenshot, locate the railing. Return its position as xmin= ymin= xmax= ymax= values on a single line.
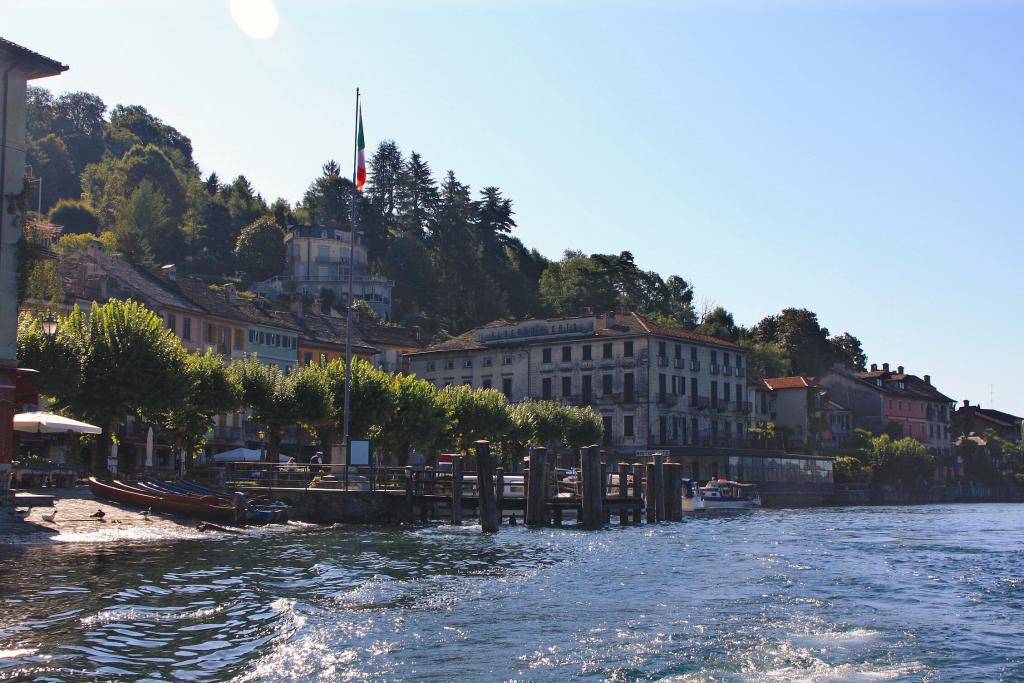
xmin=690 ymin=360 xmax=701 ymax=371
xmin=709 ymin=364 xmax=720 ymax=375
xmin=722 ymin=366 xmax=733 ymax=376
xmin=692 ymin=396 xmax=710 ymax=410
xmin=657 ymin=356 xmax=669 ymax=367
xmin=673 ymin=358 xmax=685 ymax=369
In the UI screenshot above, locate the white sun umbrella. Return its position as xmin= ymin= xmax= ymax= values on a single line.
xmin=13 ymin=411 xmax=102 ymax=435
xmin=145 ymin=426 xmax=155 ymax=472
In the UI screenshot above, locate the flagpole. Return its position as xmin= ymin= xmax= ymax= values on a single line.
xmin=342 ymin=87 xmax=359 ymax=487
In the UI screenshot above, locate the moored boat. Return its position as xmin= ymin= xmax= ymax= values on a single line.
xmin=88 ymin=477 xmax=244 ymax=523
xmin=681 ymin=478 xmax=705 ymax=512
xmin=700 ymin=479 xmax=761 ymax=510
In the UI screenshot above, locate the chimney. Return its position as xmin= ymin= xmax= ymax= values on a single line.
xmin=413 ymin=325 xmax=422 ymax=342
xmin=870 ymin=363 xmax=878 ymax=372
xmin=290 ymin=294 xmax=302 ymax=314
xmin=606 ymin=311 xmax=616 ymax=326
xmin=882 ymin=362 xmax=889 ymax=372
xmin=223 ymin=283 xmax=236 ymax=303
xmin=924 ymin=374 xmax=931 ymax=385
xmin=86 ymin=239 xmax=104 ymax=258
xmin=309 ymin=299 xmax=321 ymax=315
xmin=161 ymin=264 xmax=176 ymax=281
xmin=897 ymin=365 xmax=904 ymax=375
xmin=963 ymin=399 xmax=970 ymax=408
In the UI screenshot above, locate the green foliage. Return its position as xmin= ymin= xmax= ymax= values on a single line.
xmin=833 ymin=455 xmax=872 ymax=483
xmin=234 ymin=216 xmax=285 ymax=281
xmin=18 ymin=301 xmax=191 ymax=474
xmin=748 ymin=421 xmax=777 ymax=447
xmin=160 ymin=350 xmax=241 ymax=462
xmin=829 ymin=332 xmax=867 ymax=371
xmin=55 ymin=230 xmax=119 ymax=255
xmin=48 ymin=199 xmax=99 ymax=234
xmin=25 ymin=260 xmax=63 ymax=303
xmin=697 ymin=306 xmax=741 ymax=342
xmin=317 ymin=358 xmax=395 ymax=441
xmin=869 ymin=434 xmax=934 ymax=484
xmin=378 ymin=373 xmax=450 ymax=462
xmin=558 ymin=405 xmax=604 ymax=449
xmin=436 ymin=384 xmax=514 ymax=453
xmin=26 ymin=134 xmax=78 ymax=211
xmin=114 ymin=180 xmax=174 ymax=263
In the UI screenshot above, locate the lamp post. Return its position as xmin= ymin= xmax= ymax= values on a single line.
xmin=41 ymin=313 xmax=57 ymax=337
xmin=257 ymin=429 xmax=266 ymax=462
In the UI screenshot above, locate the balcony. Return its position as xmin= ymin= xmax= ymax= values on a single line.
xmin=737 ymin=401 xmax=753 ymax=414
xmin=658 ymin=393 xmax=677 ymax=406
xmin=539 ymin=362 xmax=554 ymax=373
xmin=673 ymin=358 xmax=685 ymax=369
xmin=657 ymin=356 xmax=669 ymax=367
xmin=558 ymin=361 xmax=573 ymax=371
xmin=690 ymin=360 xmax=701 ymax=371
xmin=722 ymin=366 xmax=733 ymax=376
xmin=580 ymin=360 xmax=594 ymax=369
xmin=692 ymin=396 xmax=710 ymax=410
xmin=709 ymin=364 xmax=720 ymax=375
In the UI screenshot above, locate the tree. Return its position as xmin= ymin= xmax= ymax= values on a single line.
xmin=51 ymin=91 xmax=107 ymax=138
xmin=109 ymin=104 xmax=193 ymax=165
xmin=230 ymin=356 xmax=330 ymax=461
xmin=48 ymin=199 xmax=99 ymax=234
xmin=697 ymin=306 xmax=741 ymax=342
xmin=301 ymin=161 xmax=351 ymax=229
xmin=830 ymin=332 xmax=867 ymax=372
xmin=55 ymin=230 xmax=119 ymax=256
xmin=396 ymin=151 xmax=438 ymax=237
xmin=436 ymin=385 xmax=514 ymax=454
xmin=18 ymin=301 xmax=191 ymax=475
xmin=234 ymin=216 xmax=285 ymax=281
xmin=752 ymin=308 xmax=834 ymax=376
xmin=26 ymin=134 xmax=78 ymax=212
xmin=24 ymin=260 xmax=63 ymax=303
xmin=318 ymin=359 xmax=396 ymax=445
xmin=160 ymin=350 xmax=241 ymax=466
xmin=382 ymin=234 xmax=435 ymax=322
xmin=114 ymin=180 xmax=172 ymax=263
xmin=539 ymin=250 xmax=619 ymax=316
xmin=368 ymin=139 xmax=405 ymax=220
xmin=559 ymin=405 xmax=605 ymax=450
xmin=378 ymin=373 xmax=449 ymax=464
xmin=869 ymin=434 xmax=934 ymax=485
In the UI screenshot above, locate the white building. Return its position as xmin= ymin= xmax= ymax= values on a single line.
xmin=406 ymin=312 xmax=752 ymax=456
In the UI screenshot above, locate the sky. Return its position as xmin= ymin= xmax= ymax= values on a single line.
xmin=3 ymin=0 xmax=1023 ymax=416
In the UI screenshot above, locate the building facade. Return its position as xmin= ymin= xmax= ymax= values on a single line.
xmin=252 ymin=226 xmax=395 ymax=320
xmin=407 ymin=312 xmax=752 ymax=456
xmin=954 ymin=400 xmax=1022 ymax=444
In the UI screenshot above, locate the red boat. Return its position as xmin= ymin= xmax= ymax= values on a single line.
xmin=88 ymin=478 xmax=242 ymax=523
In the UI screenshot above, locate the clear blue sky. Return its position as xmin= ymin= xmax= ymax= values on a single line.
xmin=4 ymin=0 xmax=1023 ymax=416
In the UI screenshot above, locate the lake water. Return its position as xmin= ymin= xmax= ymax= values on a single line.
xmin=2 ymin=504 xmax=1023 ymax=682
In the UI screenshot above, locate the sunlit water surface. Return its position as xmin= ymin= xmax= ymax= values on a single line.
xmin=2 ymin=504 xmax=1023 ymax=682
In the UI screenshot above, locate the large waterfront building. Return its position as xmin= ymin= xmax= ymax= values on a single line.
xmin=954 ymin=400 xmax=1023 ymax=444
xmin=817 ymin=363 xmax=954 ymax=457
xmin=252 ymin=226 xmax=395 ymax=320
xmin=407 ymin=312 xmax=753 ymax=454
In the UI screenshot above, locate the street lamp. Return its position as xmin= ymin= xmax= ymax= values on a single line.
xmin=41 ymin=313 xmax=57 ymax=337
xmin=257 ymin=430 xmax=266 ymax=462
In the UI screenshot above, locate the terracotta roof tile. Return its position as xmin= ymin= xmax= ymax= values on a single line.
xmin=764 ymin=376 xmax=820 ymax=390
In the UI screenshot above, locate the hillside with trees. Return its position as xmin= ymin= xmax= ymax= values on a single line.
xmin=25 ymin=86 xmax=867 ymax=376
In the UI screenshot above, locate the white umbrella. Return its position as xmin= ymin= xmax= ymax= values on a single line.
xmin=13 ymin=412 xmax=102 ymax=435
xmin=145 ymin=426 xmax=155 ymax=471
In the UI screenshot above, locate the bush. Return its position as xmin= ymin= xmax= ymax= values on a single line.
xmin=49 ymin=199 xmax=99 ymax=234
xmin=833 ymin=455 xmax=871 ymax=484
xmin=870 ymin=435 xmax=934 ymax=484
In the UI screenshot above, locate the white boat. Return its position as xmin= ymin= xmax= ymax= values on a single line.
xmin=681 ymin=478 xmax=705 ymax=512
xmin=700 ymin=479 xmax=761 ymax=509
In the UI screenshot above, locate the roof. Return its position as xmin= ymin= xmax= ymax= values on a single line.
xmin=764 ymin=376 xmax=821 ymax=390
xmin=357 ymin=321 xmax=424 ymax=349
xmin=823 ymin=397 xmax=851 ymax=412
xmin=60 ymin=251 xmax=203 ymax=313
xmin=148 ymin=270 xmax=250 ymax=324
xmin=410 ymin=312 xmax=744 ymax=356
xmin=854 ymin=369 xmax=953 ymax=403
xmin=235 ymin=298 xmax=297 ymax=332
xmin=958 ymin=405 xmax=1023 ymax=428
xmin=272 ymin=310 xmax=376 ymax=353
xmin=0 ymin=37 xmax=68 ymax=79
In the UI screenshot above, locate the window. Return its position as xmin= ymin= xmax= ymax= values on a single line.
xmin=602 ymin=373 xmax=613 ymax=395
xmin=724 ymin=383 xmax=731 ymax=402
xmin=678 ymin=376 xmax=686 ymax=395
xmin=542 ymin=377 xmax=552 ymax=400
xmin=304 ymin=352 xmax=313 ymax=365
xmin=658 ymin=373 xmax=666 ymax=400
xmin=582 ymin=345 xmax=592 ymax=361
xmin=675 ymin=344 xmax=682 ymax=359
xmin=710 ymin=350 xmax=718 ymax=365
xmin=690 ymin=346 xmax=698 ymax=361
xmin=581 ymin=375 xmax=592 ymax=401
xmin=658 ymin=341 xmax=667 ymax=357
xmin=207 ymin=323 xmax=215 ymax=344
xmin=735 ymin=353 xmax=743 ymax=369
xmin=691 ymin=377 xmax=698 ymax=400
xmin=427 ymin=361 xmax=436 ymax=371
xmin=562 ymin=346 xmax=572 ymax=362
xmin=623 ymin=415 xmax=634 ymax=438
xmin=462 ymin=376 xmax=473 ymax=386
xmin=711 ymin=381 xmax=718 ymax=406
xmin=464 ymin=359 xmax=473 ymax=368
xmin=258 ymin=331 xmax=264 ymax=344
xmin=542 ymin=348 xmax=552 ymax=364
xmin=249 ymin=330 xmax=256 ymax=343
xmin=659 ymin=416 xmax=667 ymax=443
xmin=562 ymin=376 xmax=572 ymax=396
xmin=602 ymin=343 xmax=613 ymax=359
xmin=483 ymin=378 xmax=492 ymax=389
xmin=503 ymin=355 xmax=513 ymax=365
xmin=723 ymin=352 xmax=731 ymax=367
xmin=603 ymin=416 xmax=613 ymax=445
xmin=444 ymin=359 xmax=455 ymax=370
xmin=623 ymin=373 xmax=634 ymax=403
xmin=502 ymin=377 xmax=512 ymax=398
xmin=624 ymin=341 xmax=634 ymax=357
xmin=166 ymin=314 xmax=176 ymax=332
xmin=182 ymin=318 xmax=191 ymax=340
xmin=889 ymin=399 xmax=893 ymax=409
xmin=483 ymin=357 xmax=493 ymax=367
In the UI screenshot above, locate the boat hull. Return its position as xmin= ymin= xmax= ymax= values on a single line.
xmin=88 ymin=478 xmax=241 ymax=523
xmin=702 ymin=499 xmax=759 ymax=510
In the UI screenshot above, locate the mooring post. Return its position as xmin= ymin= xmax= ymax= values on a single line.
xmin=405 ymin=465 xmax=414 ymax=521
xmin=581 ymin=445 xmax=601 ymax=529
xmin=475 ymin=440 xmax=499 ymax=533
xmin=495 ymin=466 xmax=505 ymax=523
xmin=654 ymin=453 xmax=666 ymax=522
xmin=600 ymin=454 xmax=610 ymax=524
xmin=525 ymin=446 xmax=548 ymax=527
xmin=451 ymin=454 xmax=464 ymax=525
xmin=616 ymin=462 xmax=630 ymax=524
xmin=580 ymin=446 xmax=593 ymax=527
xmin=645 ymin=461 xmax=658 ymax=523
xmin=666 ymin=463 xmax=683 ymax=522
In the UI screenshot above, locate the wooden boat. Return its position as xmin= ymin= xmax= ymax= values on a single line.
xmin=88 ymin=478 xmax=242 ymax=523
xmin=144 ymin=479 xmax=289 ymax=524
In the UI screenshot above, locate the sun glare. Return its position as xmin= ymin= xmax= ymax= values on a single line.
xmin=229 ymin=0 xmax=280 ymax=40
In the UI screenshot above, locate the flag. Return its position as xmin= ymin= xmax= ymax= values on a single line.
xmin=356 ymin=106 xmax=366 ymax=192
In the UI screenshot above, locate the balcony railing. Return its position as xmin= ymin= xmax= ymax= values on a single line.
xmin=673 ymin=358 xmax=685 ymax=369
xmin=722 ymin=366 xmax=733 ymax=376
xmin=690 ymin=360 xmax=701 ymax=371
xmin=657 ymin=356 xmax=669 ymax=367
xmin=737 ymin=401 xmax=753 ymax=414
xmin=709 ymin=364 xmax=720 ymax=375
xmin=692 ymin=396 xmax=710 ymax=410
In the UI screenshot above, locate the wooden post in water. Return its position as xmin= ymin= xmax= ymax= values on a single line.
xmin=617 ymin=462 xmax=630 ymax=524
xmin=665 ymin=463 xmax=682 ymax=521
xmin=495 ymin=466 xmax=505 ymax=523
xmin=654 ymin=453 xmax=666 ymax=522
xmin=600 ymin=460 xmax=610 ymax=523
xmin=525 ymin=446 xmax=548 ymax=527
xmin=404 ymin=465 xmax=414 ymax=521
xmin=645 ymin=461 xmax=658 ymax=523
xmin=451 ymin=454 xmax=464 ymax=525
xmin=475 ymin=440 xmax=499 ymax=533
xmin=581 ymin=445 xmax=604 ymax=529
xmin=580 ymin=446 xmax=593 ymax=528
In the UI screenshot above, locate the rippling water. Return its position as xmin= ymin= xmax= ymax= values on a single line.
xmin=2 ymin=504 xmax=1023 ymax=681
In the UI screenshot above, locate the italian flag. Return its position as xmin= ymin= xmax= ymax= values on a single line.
xmin=356 ymin=106 xmax=366 ymax=192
